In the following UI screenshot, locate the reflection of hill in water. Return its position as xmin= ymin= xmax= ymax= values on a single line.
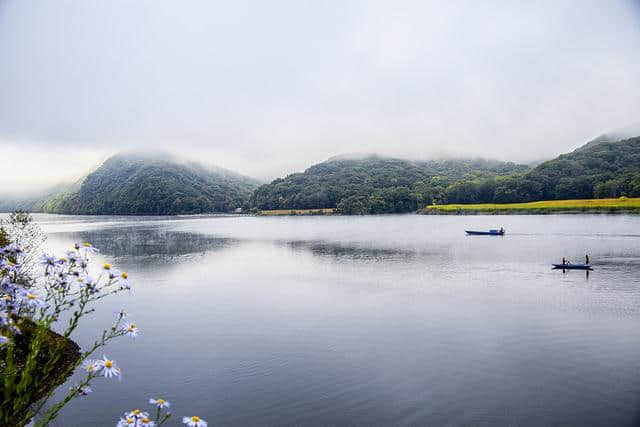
xmin=57 ymin=227 xmax=234 ymax=258
xmin=285 ymin=240 xmax=430 ymax=262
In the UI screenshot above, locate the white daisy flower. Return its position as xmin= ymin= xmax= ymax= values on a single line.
xmin=123 ymin=322 xmax=139 ymax=338
xmin=2 ymin=244 xmax=22 ymax=256
xmin=183 ymin=416 xmax=208 ymax=427
xmin=116 ymin=417 xmax=136 ymax=427
xmin=79 ymin=242 xmax=98 ymax=254
xmin=71 ymin=274 xmax=89 ymax=286
xmin=65 ymin=250 xmax=81 ymax=263
xmin=119 ymin=272 xmax=131 ymax=289
xmin=125 ymin=409 xmax=149 ymax=418
xmin=39 ymin=254 xmax=58 ymax=267
xmin=99 ymin=356 xmax=121 ymax=378
xmin=0 ymin=277 xmax=17 ymax=294
xmin=140 ymin=417 xmax=155 ymax=427
xmin=0 ymin=258 xmax=18 ymax=272
xmin=18 ymin=290 xmax=47 ymax=309
xmin=74 ymin=274 xmax=97 ymax=291
xmin=82 ymin=359 xmax=101 ymax=375
xmin=149 ymin=398 xmax=170 ymax=409
xmin=126 ymin=409 xmax=150 ymax=420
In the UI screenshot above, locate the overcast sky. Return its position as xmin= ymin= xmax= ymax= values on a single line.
xmin=1 ymin=0 xmax=640 ymax=194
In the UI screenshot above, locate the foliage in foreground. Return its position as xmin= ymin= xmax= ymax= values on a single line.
xmin=0 ymin=213 xmax=208 ymax=426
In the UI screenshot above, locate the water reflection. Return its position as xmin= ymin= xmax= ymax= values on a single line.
xmin=284 ymin=240 xmax=421 ymax=262
xmin=54 ymin=227 xmax=235 ymax=258
xmin=28 ymin=214 xmax=640 ymax=427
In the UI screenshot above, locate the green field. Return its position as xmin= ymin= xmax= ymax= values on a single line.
xmin=421 ymin=197 xmax=640 ymax=214
xmin=258 ymin=208 xmax=336 ymax=216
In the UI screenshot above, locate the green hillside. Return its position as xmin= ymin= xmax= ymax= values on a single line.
xmin=38 ymin=153 xmax=260 ymax=215
xmin=249 ymin=156 xmax=528 ymax=214
xmin=440 ymin=135 xmax=640 ymax=204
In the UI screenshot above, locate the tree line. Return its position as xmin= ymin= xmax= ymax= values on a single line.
xmin=249 ymin=137 xmax=640 ymax=214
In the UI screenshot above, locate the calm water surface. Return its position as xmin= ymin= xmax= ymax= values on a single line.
xmin=30 ymin=214 xmax=640 ymax=426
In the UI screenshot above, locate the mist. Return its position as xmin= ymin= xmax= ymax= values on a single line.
xmin=1 ymin=0 xmax=640 ymax=195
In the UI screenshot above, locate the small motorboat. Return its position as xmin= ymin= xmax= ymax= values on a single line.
xmin=465 ymin=229 xmax=505 ymax=236
xmin=552 ymin=263 xmax=593 ymax=270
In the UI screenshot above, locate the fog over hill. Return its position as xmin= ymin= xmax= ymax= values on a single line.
xmin=1 ymin=153 xmax=261 ymax=215
xmin=2 ymin=1 xmax=640 ymax=192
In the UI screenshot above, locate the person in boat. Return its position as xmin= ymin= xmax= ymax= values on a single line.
xmin=585 ymin=254 xmax=589 ymax=265
xmin=499 ymin=227 xmax=504 ymax=234
xmin=562 ymin=257 xmax=567 ymax=266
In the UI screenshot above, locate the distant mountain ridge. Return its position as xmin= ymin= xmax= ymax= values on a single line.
xmin=3 ymin=134 xmax=638 ymax=215
xmin=249 ymin=134 xmax=640 ymax=213
xmin=249 ymin=155 xmax=529 ymax=214
xmin=2 ymin=153 xmax=261 ymax=215
xmin=440 ymin=134 xmax=640 ymax=204
xmin=573 ymin=133 xmax=628 ymax=153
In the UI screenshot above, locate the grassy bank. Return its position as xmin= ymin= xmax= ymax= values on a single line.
xmin=420 ymin=197 xmax=640 ymax=215
xmin=258 ymin=208 xmax=336 ymax=216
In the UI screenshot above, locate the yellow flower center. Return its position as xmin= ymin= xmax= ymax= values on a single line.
xmin=142 ymin=418 xmax=150 ymax=423
xmin=192 ymin=416 xmax=201 ymax=422
xmin=126 ymin=418 xmax=134 ymax=425
xmin=156 ymin=399 xmax=165 ymax=404
xmin=103 ymin=263 xmax=111 ymax=270
xmin=27 ymin=293 xmax=36 ymax=300
xmin=104 ymin=360 xmax=113 ymax=368
xmin=121 ymin=272 xmax=128 ymax=279
xmin=83 ymin=242 xmax=91 ymax=247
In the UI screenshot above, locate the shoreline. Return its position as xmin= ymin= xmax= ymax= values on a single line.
xmin=419 ymin=197 xmax=640 ymax=215
xmin=419 ymin=208 xmax=640 ymax=215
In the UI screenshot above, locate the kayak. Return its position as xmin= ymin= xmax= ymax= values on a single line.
xmin=552 ymin=263 xmax=593 ymax=270
xmin=465 ymin=229 xmax=505 ymax=236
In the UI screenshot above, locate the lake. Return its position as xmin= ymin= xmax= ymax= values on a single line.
xmin=30 ymin=214 xmax=640 ymax=426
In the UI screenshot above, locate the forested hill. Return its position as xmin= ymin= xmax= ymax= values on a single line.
xmin=441 ymin=135 xmax=640 ymax=204
xmin=36 ymin=153 xmax=261 ymax=215
xmin=249 ymin=156 xmax=529 ymax=214
xmin=528 ymin=135 xmax=640 ymax=199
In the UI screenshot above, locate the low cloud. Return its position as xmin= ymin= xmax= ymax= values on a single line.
xmin=1 ymin=0 xmax=640 ymax=193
